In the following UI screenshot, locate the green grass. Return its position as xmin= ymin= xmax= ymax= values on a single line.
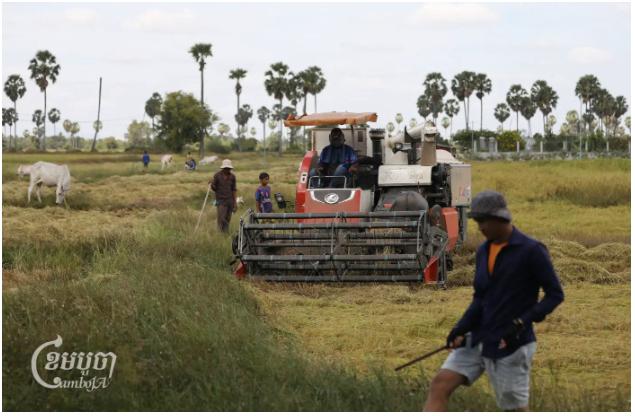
xmin=2 ymin=152 xmax=631 ymax=411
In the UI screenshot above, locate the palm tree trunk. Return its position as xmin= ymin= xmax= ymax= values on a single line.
xmin=278 ymin=98 xmax=283 ymax=157
xmin=466 ymin=97 xmax=471 ymax=128
xmin=262 ymin=121 xmax=267 ymax=158
xmin=13 ymin=101 xmax=17 ymax=152
xmin=314 ymin=94 xmax=317 ymax=113
xmin=303 ymin=94 xmax=307 ymax=115
xmin=236 ymin=89 xmax=241 ymax=140
xmin=479 ymin=98 xmax=483 ymax=131
xmin=42 ymin=89 xmax=47 ymax=150
xmin=199 ymin=69 xmax=205 ymax=158
xmin=450 ymin=117 xmax=453 ymax=137
xmin=236 ymin=91 xmax=242 ymax=152
xmin=516 ymin=112 xmax=519 ymax=132
xmin=463 ymin=100 xmax=468 ymax=130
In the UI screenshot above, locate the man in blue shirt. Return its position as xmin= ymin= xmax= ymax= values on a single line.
xmin=310 ymin=128 xmax=358 ymax=188
xmin=424 ymin=190 xmax=564 ymax=412
xmin=142 ymin=150 xmax=150 ymax=170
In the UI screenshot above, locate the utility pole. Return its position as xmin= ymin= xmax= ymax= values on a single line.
xmin=91 ymin=77 xmax=102 ymax=152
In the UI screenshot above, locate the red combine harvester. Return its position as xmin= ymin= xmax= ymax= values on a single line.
xmin=233 ymin=112 xmax=471 ymax=285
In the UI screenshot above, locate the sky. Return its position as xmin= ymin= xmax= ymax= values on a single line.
xmin=2 ymin=2 xmax=631 ymax=139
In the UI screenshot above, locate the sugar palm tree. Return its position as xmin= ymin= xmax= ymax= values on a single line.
xmin=32 ymin=109 xmax=45 ymax=145
xmin=71 ymin=122 xmax=80 ymax=148
xmin=565 ymin=110 xmax=580 ymax=151
xmin=296 ymin=69 xmax=314 ymax=115
xmin=530 ymin=80 xmax=558 ymax=135
xmin=4 ymin=74 xmax=26 ymax=147
xmin=575 ymin=74 xmax=600 ymax=133
xmin=235 ymin=104 xmax=253 ymax=139
xmin=386 ymin=122 xmax=395 ymax=136
xmin=613 ymin=96 xmax=629 ymax=136
xmin=494 ymin=103 xmax=510 ymax=131
xmin=63 ymin=119 xmax=72 ymax=142
xmin=47 ymin=108 xmax=61 ymax=136
xmin=3 ymin=108 xmax=17 ymax=150
xmin=590 ymin=88 xmax=614 ymax=137
xmin=565 ymin=110 xmax=579 ymax=133
xmin=257 ymin=106 xmax=271 ymax=146
xmin=28 ymin=50 xmax=61 ymax=150
xmin=441 ymin=116 xmax=450 ymax=138
xmin=395 ymin=113 xmax=404 ymax=131
xmin=229 ymin=68 xmax=248 ymax=138
xmin=423 ymin=72 xmax=448 ymax=124
xmin=443 ymin=99 xmax=460 ymax=137
xmin=474 ymin=73 xmax=492 ymax=131
xmin=189 ymin=43 xmax=213 ymax=157
xmin=217 ymin=123 xmax=230 ymax=139
xmin=144 ymin=92 xmax=162 ymax=131
xmin=2 ymin=108 xmax=8 ymax=138
xmin=305 ymin=66 xmax=326 ymax=112
xmin=417 ymin=94 xmax=431 ymax=121
xmin=264 ymin=62 xmax=291 ymax=156
xmin=520 ymin=96 xmax=537 ymax=138
xmin=451 ymin=71 xmax=476 ymax=130
xmin=506 ymin=84 xmax=528 ymax=133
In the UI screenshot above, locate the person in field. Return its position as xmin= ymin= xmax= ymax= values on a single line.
xmin=142 ymin=150 xmax=150 ymax=170
xmin=424 ymin=190 xmax=564 ymax=412
xmin=209 ymin=159 xmax=237 ymax=233
xmin=255 ymin=172 xmax=273 ymax=214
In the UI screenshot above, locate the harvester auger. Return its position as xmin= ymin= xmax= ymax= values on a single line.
xmin=232 ymin=111 xmax=472 ymax=285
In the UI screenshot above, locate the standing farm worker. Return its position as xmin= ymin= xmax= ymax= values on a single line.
xmin=142 ymin=150 xmax=150 ymax=170
xmin=310 ymin=127 xmax=358 ymax=187
xmin=255 ymin=172 xmax=273 ymax=213
xmin=209 ymin=159 xmax=237 ymax=233
xmin=424 ymin=190 xmax=564 ymax=412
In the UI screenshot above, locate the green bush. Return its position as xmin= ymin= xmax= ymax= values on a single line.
xmin=497 ymin=130 xmax=525 ymax=151
xmin=205 ymin=136 xmax=232 ymax=154
xmin=452 ymin=129 xmax=496 ymax=150
xmin=233 ymin=137 xmax=258 ymax=152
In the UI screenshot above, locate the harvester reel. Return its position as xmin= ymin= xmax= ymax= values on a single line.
xmin=235 ymin=210 xmax=448 ymax=283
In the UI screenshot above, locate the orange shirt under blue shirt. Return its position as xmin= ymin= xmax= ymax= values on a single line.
xmin=488 ymin=241 xmax=508 ymax=274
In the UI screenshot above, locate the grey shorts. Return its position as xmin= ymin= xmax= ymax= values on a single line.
xmin=441 ymin=335 xmax=537 ymax=410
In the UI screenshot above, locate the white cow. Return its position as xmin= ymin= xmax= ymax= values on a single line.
xmin=28 ymin=162 xmax=71 ymax=205
xmin=17 ymin=164 xmax=32 ymax=179
xmin=199 ymin=155 xmax=218 ymax=165
xmin=161 ymin=154 xmax=173 ymax=170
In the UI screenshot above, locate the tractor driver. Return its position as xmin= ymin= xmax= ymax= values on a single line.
xmin=310 ymin=127 xmax=358 ymax=188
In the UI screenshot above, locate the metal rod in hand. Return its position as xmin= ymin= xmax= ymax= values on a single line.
xmin=394 ymin=345 xmax=447 ymax=372
xmin=194 ymin=186 xmax=212 ymax=233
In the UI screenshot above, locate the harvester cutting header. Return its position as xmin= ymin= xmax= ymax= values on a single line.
xmin=233 ymin=111 xmax=472 ymax=285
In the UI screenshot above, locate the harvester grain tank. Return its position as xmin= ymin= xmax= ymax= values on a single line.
xmin=233 ymin=111 xmax=471 ymax=285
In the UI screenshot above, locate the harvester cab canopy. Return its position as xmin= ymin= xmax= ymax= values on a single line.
xmin=284 ymin=111 xmax=378 ymax=127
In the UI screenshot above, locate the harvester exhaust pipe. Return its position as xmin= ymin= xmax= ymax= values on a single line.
xmin=420 ymin=121 xmax=438 ymax=167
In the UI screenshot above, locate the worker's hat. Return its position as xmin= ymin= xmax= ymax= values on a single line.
xmin=220 ymin=159 xmax=234 ymax=169
xmin=468 ymin=190 xmax=512 ymax=222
